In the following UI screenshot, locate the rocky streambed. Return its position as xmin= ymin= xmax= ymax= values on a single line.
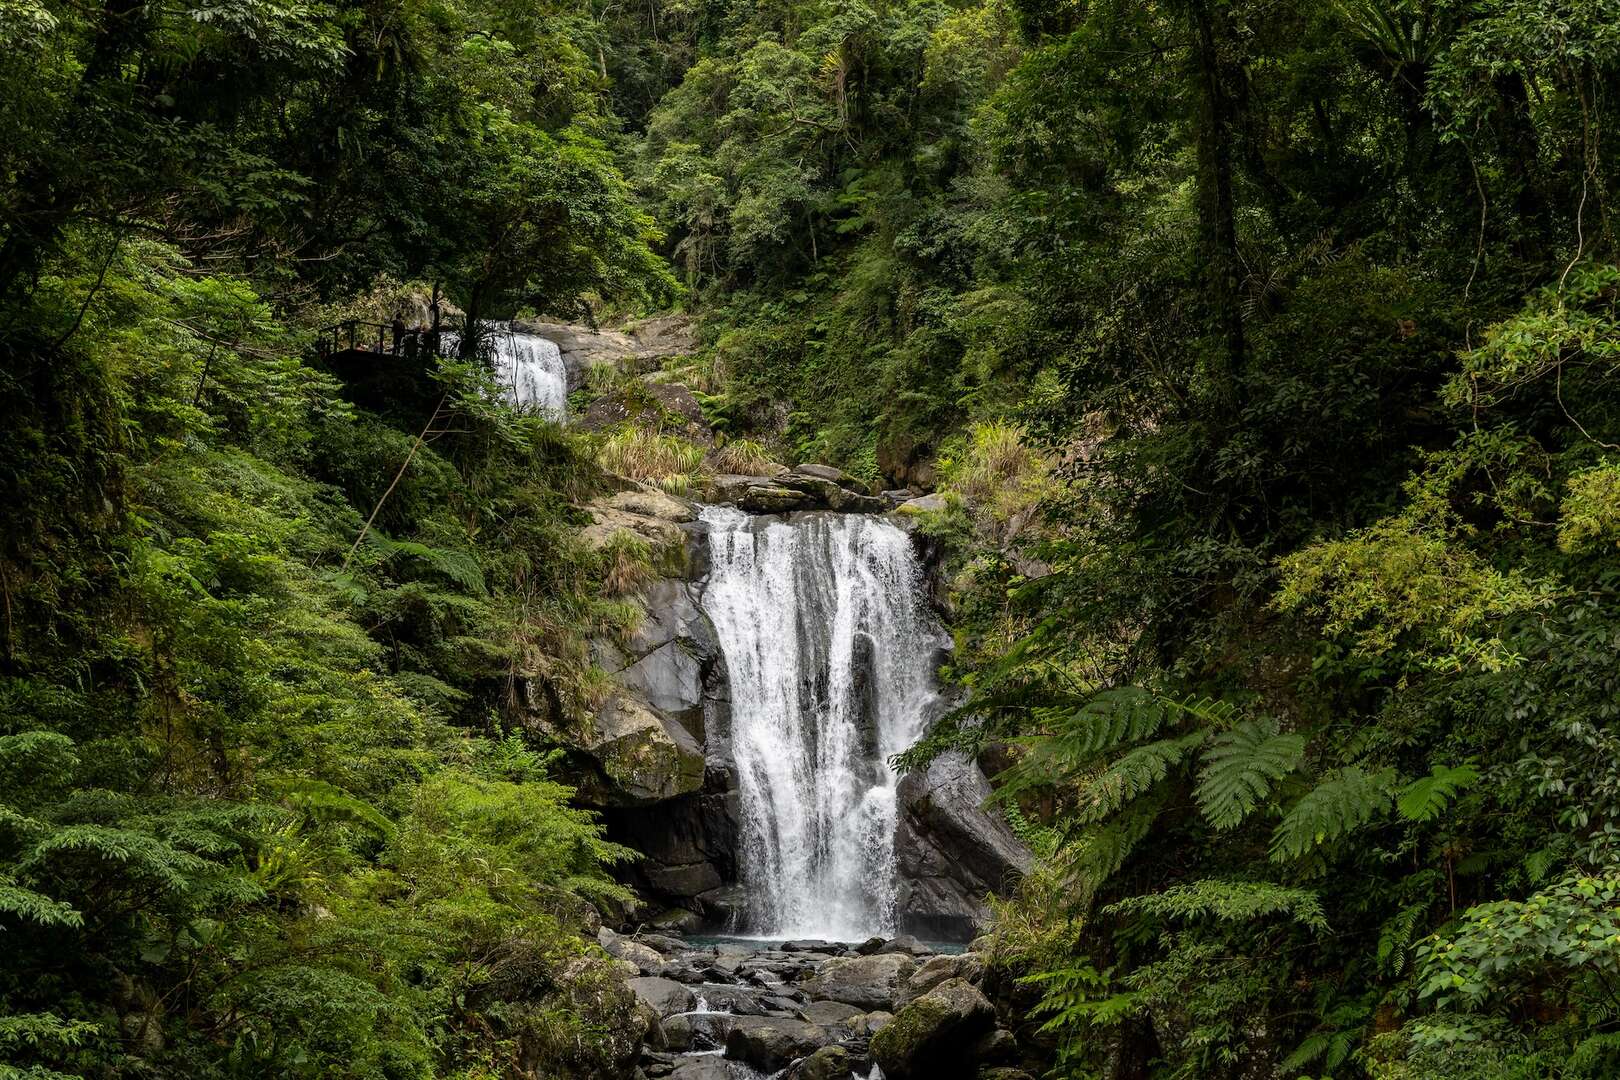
xmin=600 ymin=927 xmax=1040 ymax=1080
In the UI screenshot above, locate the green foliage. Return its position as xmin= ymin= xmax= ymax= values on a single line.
xmin=1197 ymin=720 xmax=1308 ymax=831
xmin=1271 ymin=767 xmax=1396 ymax=863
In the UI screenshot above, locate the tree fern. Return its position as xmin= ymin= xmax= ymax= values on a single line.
xmin=1395 ymin=764 xmax=1480 ymax=823
xmin=1270 ymin=766 xmax=1395 ymax=862
xmin=1196 ymin=718 xmax=1306 ymax=831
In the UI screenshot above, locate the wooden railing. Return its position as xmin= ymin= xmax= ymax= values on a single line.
xmin=317 ymin=319 xmax=443 ymax=360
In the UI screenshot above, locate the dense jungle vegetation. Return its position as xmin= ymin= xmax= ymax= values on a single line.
xmin=4 ymin=0 xmax=1620 ymax=1076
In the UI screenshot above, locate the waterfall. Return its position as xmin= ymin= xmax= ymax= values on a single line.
xmin=490 ymin=327 xmax=568 ymax=418
xmin=699 ymin=505 xmax=947 ymax=940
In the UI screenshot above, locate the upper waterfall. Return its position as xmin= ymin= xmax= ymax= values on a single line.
xmin=698 ymin=505 xmax=948 ymax=940
xmin=491 ymin=327 xmax=568 ymax=418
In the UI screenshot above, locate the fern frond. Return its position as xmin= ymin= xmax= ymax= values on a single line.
xmin=1073 ymin=733 xmax=1204 ymax=825
xmin=1396 ymin=764 xmax=1480 ymax=823
xmin=1270 ymin=766 xmax=1394 ymax=862
xmin=1376 ymin=902 xmax=1426 ymax=976
xmin=1105 ymin=879 xmax=1328 ymax=931
xmin=365 ymin=531 xmax=487 ymax=594
xmin=1196 ymin=718 xmax=1306 ymax=830
xmin=995 ymin=687 xmax=1169 ymax=801
xmin=263 ymin=778 xmax=395 ymax=840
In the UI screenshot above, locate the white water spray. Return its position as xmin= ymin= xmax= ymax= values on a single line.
xmin=699 ymin=506 xmax=947 ymax=940
xmin=490 ymin=328 xmax=567 ymax=418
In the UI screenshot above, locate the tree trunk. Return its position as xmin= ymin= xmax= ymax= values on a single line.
xmin=1187 ymin=0 xmax=1246 ymax=406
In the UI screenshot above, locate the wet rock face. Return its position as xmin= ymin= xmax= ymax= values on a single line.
xmin=894 ymin=753 xmax=1034 ymax=940
xmin=510 ymin=317 xmax=697 ymax=391
xmin=705 ymin=464 xmax=885 ymax=514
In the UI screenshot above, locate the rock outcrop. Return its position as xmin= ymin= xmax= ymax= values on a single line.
xmin=705 ymin=464 xmax=886 ymax=514
xmin=895 ymin=753 xmax=1033 ymax=939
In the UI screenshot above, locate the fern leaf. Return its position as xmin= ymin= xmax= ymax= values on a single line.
xmin=1074 ymin=733 xmax=1204 ymax=825
xmin=1270 ymin=766 xmax=1394 ymax=862
xmin=1396 ymin=764 xmax=1480 ymax=823
xmin=1196 ymin=719 xmax=1306 ymax=830
xmin=1105 ymin=879 xmax=1328 ymax=931
xmin=995 ymin=687 xmax=1170 ymax=800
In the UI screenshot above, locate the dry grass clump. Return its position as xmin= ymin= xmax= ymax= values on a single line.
xmin=943 ymin=422 xmax=1055 ymax=526
xmin=595 ymin=428 xmax=706 ymax=494
xmin=709 ymin=437 xmax=779 ymax=475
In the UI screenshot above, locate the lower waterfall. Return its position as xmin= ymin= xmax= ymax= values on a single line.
xmin=699 ymin=505 xmax=948 ymax=940
xmin=490 ymin=327 xmax=567 ymax=417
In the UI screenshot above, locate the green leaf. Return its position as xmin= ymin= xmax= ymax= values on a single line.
xmin=1396 ymin=764 xmax=1480 ymax=823
xmin=1196 ymin=719 xmax=1306 ymax=831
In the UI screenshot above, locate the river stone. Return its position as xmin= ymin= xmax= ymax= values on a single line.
xmin=896 ymin=492 xmax=949 ymax=516
xmin=869 ymin=978 xmax=995 ymax=1080
xmin=603 ymin=488 xmax=697 ymax=523
xmin=635 ymin=932 xmax=691 ymax=955
xmin=723 ymin=1015 xmax=831 ymax=1072
xmin=628 ymin=976 xmax=697 ymax=1018
xmin=801 ymin=953 xmax=916 ymax=1011
xmin=855 ymin=936 xmax=887 ymax=956
xmin=793 ymin=463 xmax=861 ymax=487
xmin=878 ymin=934 xmax=933 ymax=957
xmin=850 ymin=1010 xmax=894 ymax=1036
xmin=784 ymin=1045 xmax=856 ymax=1080
xmin=668 ymin=1056 xmax=734 ymax=1080
xmin=659 ymin=1014 xmax=694 ymax=1052
xmin=738 ymin=482 xmax=813 ymax=513
xmin=898 ymin=953 xmax=986 ymax=1006
xmin=797 ymin=999 xmax=863 ymax=1026
xmin=599 ymin=927 xmax=666 ymax=975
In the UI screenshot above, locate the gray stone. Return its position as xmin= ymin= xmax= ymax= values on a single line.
xmin=648 ymin=908 xmax=705 ymax=934
xmin=896 ymin=492 xmax=949 ymax=516
xmin=792 ymin=463 xmax=862 ymax=487
xmin=667 ymin=1057 xmax=734 ymax=1080
xmin=604 ymin=488 xmax=698 ymax=523
xmin=724 ymin=1015 xmax=831 ymax=1072
xmin=899 ymin=953 xmax=987 ymax=1007
xmin=894 ymin=753 xmax=1033 ymax=940
xmin=797 ymin=999 xmax=863 ymax=1027
xmin=784 ymin=1045 xmax=856 ymax=1080
xmin=627 ymin=976 xmax=697 ymax=1018
xmin=573 ymin=692 xmax=705 ymax=807
xmin=659 ymin=1014 xmax=694 ymax=1052
xmin=801 ymin=953 xmax=917 ymax=1011
xmin=599 ymin=927 xmax=666 ymax=975
xmin=869 ymin=978 xmax=996 ymax=1080
xmin=850 ymin=1010 xmax=894 ymax=1037
xmin=878 ymin=934 xmax=933 ymax=957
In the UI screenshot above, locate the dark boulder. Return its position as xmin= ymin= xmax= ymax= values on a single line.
xmin=801 ymin=953 xmax=916 ymax=1011
xmin=723 ymin=1015 xmax=830 ymax=1072
xmin=869 ymin=977 xmax=996 ymax=1080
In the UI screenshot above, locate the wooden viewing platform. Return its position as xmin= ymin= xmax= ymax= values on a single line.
xmin=317 ymin=319 xmax=444 ymax=362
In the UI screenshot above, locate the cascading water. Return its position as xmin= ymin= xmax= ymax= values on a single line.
xmin=699 ymin=505 xmax=948 ymax=941
xmin=490 ymin=327 xmax=568 ymax=418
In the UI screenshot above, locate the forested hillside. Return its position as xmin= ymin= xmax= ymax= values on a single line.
xmin=4 ymin=0 xmax=1620 ymax=1077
